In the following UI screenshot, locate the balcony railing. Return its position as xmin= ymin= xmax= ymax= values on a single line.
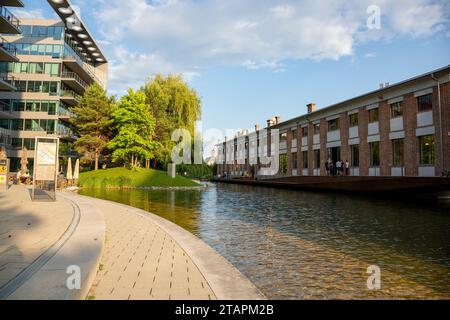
xmin=0 ymin=36 xmax=17 ymax=56
xmin=60 ymin=89 xmax=81 ymax=101
xmin=0 ymin=6 xmax=20 ymax=29
xmin=61 ymin=71 xmax=88 ymax=90
xmin=56 ymin=125 xmax=77 ymax=139
xmin=0 ymin=127 xmax=12 ymax=147
xmin=58 ymin=106 xmax=74 ymax=117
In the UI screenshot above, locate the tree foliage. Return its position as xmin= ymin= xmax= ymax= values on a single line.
xmin=107 ymin=89 xmax=160 ymax=168
xmin=143 ymin=74 xmax=201 ymax=167
xmin=70 ymin=83 xmax=115 ymax=170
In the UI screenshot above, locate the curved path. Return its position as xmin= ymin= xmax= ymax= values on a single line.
xmin=0 ymin=187 xmax=264 ymax=300
xmin=66 ymin=193 xmax=265 ymax=300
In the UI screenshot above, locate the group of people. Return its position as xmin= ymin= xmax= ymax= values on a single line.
xmin=326 ymin=158 xmax=350 ymax=176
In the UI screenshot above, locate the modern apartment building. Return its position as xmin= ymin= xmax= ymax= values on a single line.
xmin=217 ymin=65 xmax=450 ymax=178
xmin=0 ymin=0 xmax=108 ymax=171
xmin=0 ymin=0 xmax=22 ymax=154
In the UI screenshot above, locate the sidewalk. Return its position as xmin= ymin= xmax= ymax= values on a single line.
xmin=0 ymin=186 xmax=73 ymax=291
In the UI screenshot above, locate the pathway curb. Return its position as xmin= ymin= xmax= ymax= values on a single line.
xmin=6 ymin=193 xmax=105 ymax=300
xmin=74 ymin=193 xmax=266 ymax=300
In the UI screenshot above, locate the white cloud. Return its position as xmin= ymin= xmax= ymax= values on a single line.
xmin=12 ymin=9 xmax=46 ymax=19
xmin=92 ymin=0 xmax=449 ymax=93
xmin=365 ymin=52 xmax=377 ymax=58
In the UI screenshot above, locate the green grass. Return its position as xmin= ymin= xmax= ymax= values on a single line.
xmin=79 ymin=167 xmax=200 ymax=188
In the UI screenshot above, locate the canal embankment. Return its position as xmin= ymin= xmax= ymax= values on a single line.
xmin=0 ymin=185 xmax=263 ymax=300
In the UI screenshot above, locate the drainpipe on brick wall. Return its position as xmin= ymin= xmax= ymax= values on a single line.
xmin=431 ymin=74 xmax=444 ymax=175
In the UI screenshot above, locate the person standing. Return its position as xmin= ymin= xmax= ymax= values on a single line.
xmin=336 ymin=160 xmax=342 ymax=176
xmin=345 ymin=160 xmax=350 ymax=176
xmin=325 ymin=160 xmax=330 ymax=176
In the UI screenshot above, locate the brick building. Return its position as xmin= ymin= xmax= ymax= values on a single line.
xmin=216 ymin=65 xmax=450 ymax=178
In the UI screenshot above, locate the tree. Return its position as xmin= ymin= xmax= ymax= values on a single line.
xmin=70 ymin=83 xmax=115 ymax=170
xmin=107 ymin=89 xmax=160 ymax=168
xmin=143 ymin=74 xmax=201 ymax=168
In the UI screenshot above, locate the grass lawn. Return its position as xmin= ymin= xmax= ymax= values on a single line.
xmin=78 ymin=167 xmax=200 ymax=188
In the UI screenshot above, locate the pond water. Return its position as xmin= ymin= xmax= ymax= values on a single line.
xmin=80 ymin=183 xmax=450 ymax=299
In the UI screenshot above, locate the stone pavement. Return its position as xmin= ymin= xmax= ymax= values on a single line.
xmin=85 ymin=197 xmax=216 ymax=300
xmin=0 ymin=186 xmax=73 ymax=290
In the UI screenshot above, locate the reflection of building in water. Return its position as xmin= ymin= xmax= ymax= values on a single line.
xmin=217 ymin=66 xmax=450 ymax=178
xmin=0 ymin=0 xmax=108 ymax=172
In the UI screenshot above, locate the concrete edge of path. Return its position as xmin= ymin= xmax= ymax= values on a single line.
xmin=6 ymin=193 xmax=105 ymax=300
xmin=74 ymin=193 xmax=266 ymax=300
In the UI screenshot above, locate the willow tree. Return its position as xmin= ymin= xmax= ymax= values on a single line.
xmin=107 ymin=89 xmax=160 ymax=168
xmin=70 ymin=83 xmax=115 ymax=170
xmin=143 ymin=74 xmax=201 ymax=168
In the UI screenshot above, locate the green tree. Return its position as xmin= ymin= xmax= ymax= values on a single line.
xmin=143 ymin=74 xmax=201 ymax=168
xmin=70 ymin=83 xmax=115 ymax=170
xmin=108 ymin=89 xmax=160 ymax=168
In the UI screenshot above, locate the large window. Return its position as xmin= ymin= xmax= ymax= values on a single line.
xmin=349 ymin=113 xmax=358 ymax=127
xmin=314 ymin=149 xmax=320 ymax=169
xmin=18 ymin=25 xmax=64 ymax=40
xmin=419 ymin=135 xmax=435 ymax=165
xmin=350 ymin=144 xmax=359 ymax=167
xmin=392 ymin=139 xmax=404 ymax=166
xmin=291 ymin=129 xmax=297 ymax=140
xmin=369 ymin=141 xmax=380 ymax=167
xmin=279 ymin=154 xmax=287 ymax=175
xmin=390 ymin=102 xmax=403 ymax=118
xmin=417 ymin=94 xmax=433 ymax=112
xmin=301 ymin=126 xmax=308 ymax=137
xmin=369 ymin=108 xmax=379 ymax=123
xmin=313 ymin=123 xmax=320 ymax=134
xmin=280 ymin=132 xmax=287 ymax=143
xmin=328 ymin=118 xmax=340 ymax=131
xmin=292 ymin=152 xmax=297 ymax=170
xmin=302 ymin=151 xmax=308 ymax=169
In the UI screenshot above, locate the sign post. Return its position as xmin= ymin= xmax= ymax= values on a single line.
xmin=32 ymin=137 xmax=59 ymax=201
xmin=0 ymin=157 xmax=9 ymax=192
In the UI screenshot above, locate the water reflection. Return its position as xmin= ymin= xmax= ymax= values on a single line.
xmin=80 ymin=183 xmax=450 ymax=299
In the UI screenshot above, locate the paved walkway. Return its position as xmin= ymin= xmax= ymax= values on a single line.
xmin=84 ymin=197 xmax=216 ymax=300
xmin=0 ymin=186 xmax=73 ymax=290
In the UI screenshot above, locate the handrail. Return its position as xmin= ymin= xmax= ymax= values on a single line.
xmin=0 ymin=6 xmax=20 ymax=29
xmin=0 ymin=36 xmax=17 ymax=56
xmin=61 ymin=71 xmax=88 ymax=89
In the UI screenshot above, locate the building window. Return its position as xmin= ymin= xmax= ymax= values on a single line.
xmin=302 ymin=151 xmax=308 ymax=169
xmin=11 ymin=138 xmax=22 ymax=149
xmin=314 ymin=149 xmax=320 ymax=169
xmin=279 ymin=154 xmax=287 ymax=175
xmin=417 ymin=94 xmax=433 ymax=112
xmin=23 ymin=138 xmax=36 ymax=151
xmin=349 ymin=113 xmax=358 ymax=127
xmin=369 ymin=141 xmax=380 ymax=167
xmin=392 ymin=139 xmax=404 ymax=166
xmin=301 ymin=126 xmax=308 ymax=137
xmin=390 ymin=102 xmax=403 ymax=118
xmin=350 ymin=145 xmax=359 ymax=167
xmin=313 ymin=123 xmax=320 ymax=134
xmin=369 ymin=108 xmax=379 ymax=123
xmin=292 ymin=152 xmax=297 ymax=170
xmin=328 ymin=118 xmax=340 ymax=131
xmin=419 ymin=135 xmax=435 ymax=165
xmin=280 ymin=132 xmax=287 ymax=143
xmin=291 ymin=129 xmax=297 ymax=139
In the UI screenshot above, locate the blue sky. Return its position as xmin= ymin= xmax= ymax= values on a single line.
xmin=14 ymin=0 xmax=450 ymax=154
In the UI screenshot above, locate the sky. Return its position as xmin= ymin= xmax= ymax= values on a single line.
xmin=13 ymin=0 xmax=450 ymax=156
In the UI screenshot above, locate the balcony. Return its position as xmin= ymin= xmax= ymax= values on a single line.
xmin=61 ymin=71 xmax=88 ymax=95
xmin=0 ymin=6 xmax=21 ymax=34
xmin=0 ymin=36 xmax=18 ymax=62
xmin=0 ymin=73 xmax=16 ymax=91
xmin=58 ymin=106 xmax=74 ymax=122
xmin=60 ymin=89 xmax=80 ymax=106
xmin=56 ymin=125 xmax=77 ymax=140
xmin=62 ymin=53 xmax=98 ymax=86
